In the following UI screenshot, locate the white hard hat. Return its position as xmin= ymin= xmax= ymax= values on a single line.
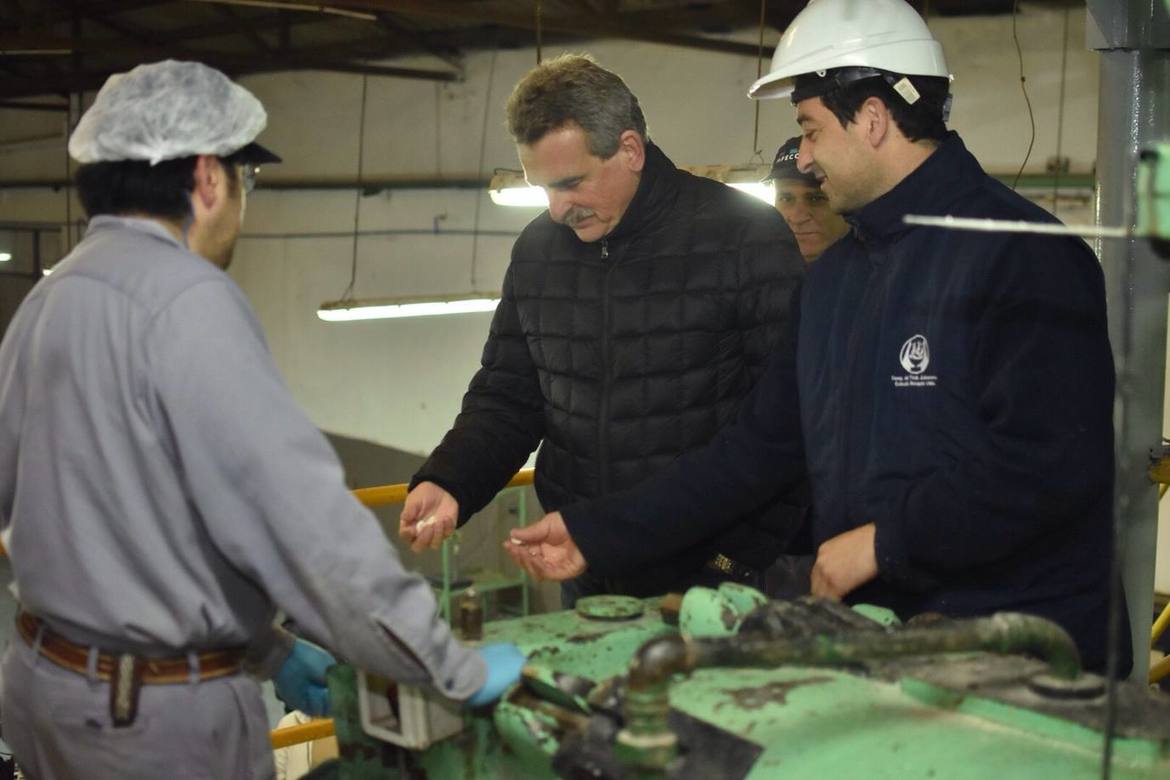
xmin=69 ymin=60 xmax=280 ymax=165
xmin=749 ymin=0 xmax=950 ymax=101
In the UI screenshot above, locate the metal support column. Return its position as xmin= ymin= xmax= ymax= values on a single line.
xmin=1088 ymin=0 xmax=1170 ymax=674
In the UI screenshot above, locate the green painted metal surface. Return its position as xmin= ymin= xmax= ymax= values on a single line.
xmin=575 ymin=594 xmax=645 ymax=621
xmin=850 ymin=602 xmax=901 ymax=627
xmin=1138 ymin=142 xmax=1170 ymax=242
xmin=679 ymin=583 xmax=769 ymax=638
xmin=672 ymin=666 xmax=1165 ymax=779
xmin=329 ymin=593 xmax=1170 ymax=779
xmin=324 ymin=664 xmax=395 ymax=778
xmin=484 ymin=597 xmax=677 ymax=683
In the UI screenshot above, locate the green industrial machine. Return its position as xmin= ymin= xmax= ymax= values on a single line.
xmin=319 ymin=584 xmax=1170 ymax=779
xmin=313 ymin=95 xmax=1170 ymax=777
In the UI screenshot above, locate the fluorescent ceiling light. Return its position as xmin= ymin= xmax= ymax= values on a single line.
xmin=489 ymin=185 xmax=549 ymax=208
xmin=488 ymin=170 xmax=547 ymax=208
xmin=0 ymin=253 xmax=10 ymax=263
xmin=728 ymin=181 xmax=775 ymax=204
xmin=318 ymin=294 xmax=501 ymax=322
xmin=488 ymin=164 xmax=775 ymax=207
xmin=690 ymin=163 xmax=775 ymax=206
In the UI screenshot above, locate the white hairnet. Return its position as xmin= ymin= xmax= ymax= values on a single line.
xmin=68 ymin=60 xmax=268 ymax=165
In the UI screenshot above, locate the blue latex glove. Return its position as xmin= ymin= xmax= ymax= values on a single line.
xmin=273 ymin=639 xmax=336 ymax=717
xmin=466 ymin=643 xmax=526 ymax=707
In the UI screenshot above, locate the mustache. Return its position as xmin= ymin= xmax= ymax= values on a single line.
xmin=560 ymin=208 xmax=595 ymax=227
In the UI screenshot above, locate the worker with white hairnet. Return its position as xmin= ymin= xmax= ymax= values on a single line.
xmin=0 ymin=59 xmax=523 ymax=779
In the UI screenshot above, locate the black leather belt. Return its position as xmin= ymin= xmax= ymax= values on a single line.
xmin=705 ymin=553 xmax=759 ymax=583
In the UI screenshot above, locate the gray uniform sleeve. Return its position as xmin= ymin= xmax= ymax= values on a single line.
xmin=143 ymin=279 xmax=485 ymax=700
xmin=0 ymin=298 xmax=34 ymax=532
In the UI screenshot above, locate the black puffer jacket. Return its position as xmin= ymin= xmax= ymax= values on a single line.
xmin=413 ymin=142 xmax=805 ymax=594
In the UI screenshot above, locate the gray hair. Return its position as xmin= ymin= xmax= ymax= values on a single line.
xmin=505 ymin=54 xmax=648 ymax=158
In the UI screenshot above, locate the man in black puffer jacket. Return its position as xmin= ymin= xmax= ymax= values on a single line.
xmin=400 ymin=54 xmax=806 ymax=604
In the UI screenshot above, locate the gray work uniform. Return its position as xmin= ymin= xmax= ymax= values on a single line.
xmin=0 ymin=216 xmax=484 ymax=779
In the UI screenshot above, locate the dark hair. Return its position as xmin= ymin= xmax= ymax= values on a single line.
xmin=809 ymin=72 xmax=950 ymax=143
xmin=506 ymin=54 xmax=647 ymax=158
xmin=76 ymin=154 xmax=241 ymax=221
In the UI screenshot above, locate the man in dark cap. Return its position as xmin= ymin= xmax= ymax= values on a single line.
xmin=767 ymin=136 xmax=849 ymax=261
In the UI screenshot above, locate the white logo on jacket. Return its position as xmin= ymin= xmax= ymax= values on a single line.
xmin=893 ymin=334 xmax=937 ymax=388
xmin=899 ymin=335 xmax=929 ymax=374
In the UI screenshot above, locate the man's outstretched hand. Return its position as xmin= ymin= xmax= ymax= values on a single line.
xmin=503 ymin=511 xmax=587 ymax=581
xmin=399 ymin=481 xmax=459 ymax=553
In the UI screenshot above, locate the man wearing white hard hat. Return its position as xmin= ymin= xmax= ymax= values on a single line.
xmin=0 ymin=60 xmax=523 ymax=779
xmin=507 ymin=0 xmax=1128 ymax=675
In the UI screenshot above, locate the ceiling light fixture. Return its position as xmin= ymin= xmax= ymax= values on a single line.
xmin=0 ymin=252 xmax=11 ymax=262
xmin=728 ymin=181 xmax=775 ymax=203
xmin=688 ymin=163 xmax=775 ymax=205
xmin=488 ymin=164 xmax=775 ymax=208
xmin=317 ymin=293 xmax=501 ymax=322
xmin=488 ymin=169 xmax=547 ymax=207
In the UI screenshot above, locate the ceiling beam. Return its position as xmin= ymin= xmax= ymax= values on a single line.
xmin=277 ymin=8 xmax=291 ymax=50
xmin=148 ymin=9 xmax=324 ymax=44
xmin=0 ymin=33 xmax=210 ymax=58
xmin=193 ymin=0 xmax=775 ymax=58
xmin=3 ymin=7 xmax=429 ymax=55
xmin=0 ymin=100 xmax=70 ymax=112
xmin=0 ymin=36 xmax=462 ymax=99
xmin=66 ymin=0 xmax=208 ymax=60
xmin=239 ymin=56 xmax=460 ymax=81
xmin=10 ymin=0 xmax=166 ymax=28
xmin=0 ymin=57 xmax=38 ymax=81
xmin=211 ymin=3 xmax=275 ymax=55
xmin=374 ymin=11 xmax=462 ymax=70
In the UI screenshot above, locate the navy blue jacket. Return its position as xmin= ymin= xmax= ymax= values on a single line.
xmin=562 ymin=133 xmax=1128 ymax=672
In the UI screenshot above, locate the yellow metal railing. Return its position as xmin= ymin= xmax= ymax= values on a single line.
xmin=353 ymin=468 xmax=535 ymax=508
xmin=271 ymin=717 xmax=336 ymax=749
xmin=1150 ymin=457 xmax=1170 ymax=684
xmin=266 ymin=468 xmax=534 ymax=748
xmin=1151 ymin=601 xmax=1170 ymax=684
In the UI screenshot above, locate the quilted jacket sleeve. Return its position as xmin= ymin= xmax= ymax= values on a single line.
xmin=412 ymin=263 xmax=546 ymax=524
xmin=737 ymin=220 xmax=804 ymax=386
